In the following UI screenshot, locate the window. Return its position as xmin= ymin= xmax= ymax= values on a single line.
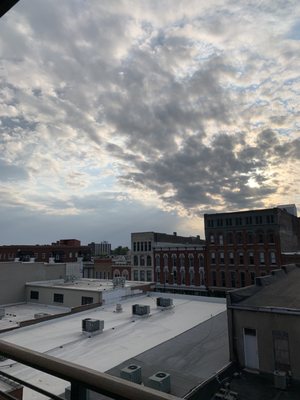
xmin=180 ymin=254 xmax=185 ymax=268
xmin=134 ymin=270 xmax=138 ymax=281
xmin=240 ymin=272 xmax=245 ymax=287
xmin=217 ymin=219 xmax=223 ymax=227
xmin=155 ymin=254 xmax=160 ymax=267
xmin=220 ymin=252 xmax=225 ymax=264
xmin=82 ymin=296 xmax=93 ymax=305
xmin=163 ymin=254 xmax=168 ymax=267
xmin=30 ymin=290 xmax=39 ymax=300
xmin=140 ymin=242 xmax=144 ymax=251
xmin=227 ymin=232 xmax=233 ymax=245
xmin=239 ymin=252 xmax=244 ymax=265
xmin=247 ymin=232 xmax=253 ymax=244
xmin=270 ymin=251 xmax=276 ymax=265
xmin=189 ymin=255 xmax=194 ymax=268
xmin=140 ymin=255 xmax=145 ymax=266
xmin=173 ymin=269 xmax=177 ymax=283
xmin=147 ymin=255 xmax=152 ymax=266
xmin=211 ymin=271 xmax=217 ymax=286
xmin=229 ymin=252 xmax=234 ymax=265
xmin=133 ymin=242 xmax=136 ymax=251
xmin=211 ymin=252 xmax=216 ymax=264
xmin=257 ymin=232 xmax=264 ymax=244
xmin=137 ymin=242 xmax=140 ymax=251
xmin=250 ymin=272 xmax=256 ymax=285
xmin=180 ymin=269 xmax=185 ymax=285
xmin=230 ymin=272 xmax=236 ymax=287
xmin=140 ymin=270 xmax=145 ymax=281
xmin=210 ymin=234 xmax=215 ymax=244
xmin=245 ymin=216 xmax=252 ymax=225
xmin=156 ymin=270 xmax=160 ymax=282
xmin=146 ymin=270 xmax=152 ymax=281
xmin=207 ymin=219 xmax=214 ymax=228
xmin=144 ymin=241 xmax=148 ymax=251
xmin=259 ymin=252 xmax=265 ymax=265
xmin=221 ymin=271 xmax=226 ymax=287
xmin=237 ymin=232 xmax=243 ymax=244
xmin=267 ymin=215 xmax=274 ymax=224
xmin=268 ymin=232 xmax=275 ymax=243
xmin=199 ymin=255 xmax=204 ymax=268
xmin=248 ymin=252 xmax=254 ymax=265
xmin=42 ymin=253 xmax=46 ymax=260
xmin=148 ymin=241 xmax=152 ymax=251
xmin=219 ymin=234 xmax=224 ymax=245
xmin=226 ymin=218 xmax=232 ymax=226
xmin=235 ymin=217 xmax=242 ymax=226
xmin=53 ymin=293 xmax=64 ymax=303
xmin=189 ymin=269 xmax=194 ymax=285
xmin=255 ymin=215 xmax=263 ymax=224
xmin=273 ymin=331 xmax=290 ymax=370
xmin=200 ymin=269 xmax=205 ymax=286
xmin=134 ymin=255 xmax=138 ymax=266
xmin=172 ymin=255 xmax=177 ymax=267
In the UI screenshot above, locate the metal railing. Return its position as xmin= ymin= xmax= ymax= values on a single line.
xmin=0 ymin=340 xmax=182 ymax=400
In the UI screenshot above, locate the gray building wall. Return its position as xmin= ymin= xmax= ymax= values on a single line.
xmin=26 ymin=285 xmax=102 ymax=308
xmin=229 ymin=308 xmax=300 ymax=379
xmin=0 ymin=262 xmax=67 ymax=305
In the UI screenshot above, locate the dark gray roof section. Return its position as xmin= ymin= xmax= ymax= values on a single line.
xmin=228 ymin=265 xmax=300 ymax=310
xmin=105 ymin=311 xmax=229 ymax=398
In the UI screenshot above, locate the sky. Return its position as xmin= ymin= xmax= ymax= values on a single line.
xmin=0 ymin=0 xmax=299 ymax=247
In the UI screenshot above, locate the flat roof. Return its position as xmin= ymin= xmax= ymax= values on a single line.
xmin=26 ymin=278 xmax=147 ymax=292
xmin=0 ymin=293 xmax=227 ymax=399
xmin=0 ymin=303 xmax=70 ymax=331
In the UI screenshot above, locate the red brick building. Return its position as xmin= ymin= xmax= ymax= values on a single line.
xmin=204 ymin=207 xmax=300 ymax=290
xmin=0 ymin=239 xmax=91 ymax=263
xmin=154 ymin=245 xmax=206 ymax=289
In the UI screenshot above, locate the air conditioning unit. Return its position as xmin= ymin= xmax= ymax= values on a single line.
xmin=274 ymin=370 xmax=287 ymax=390
xmin=82 ymin=318 xmax=104 ymax=336
xmin=148 ymin=372 xmax=171 ymax=393
xmin=156 ymin=297 xmax=173 ymax=308
xmin=116 ymin=303 xmax=123 ymax=313
xmin=120 ymin=364 xmax=142 ymax=384
xmin=0 ymin=308 xmax=5 ymax=320
xmin=132 ymin=304 xmax=150 ymax=316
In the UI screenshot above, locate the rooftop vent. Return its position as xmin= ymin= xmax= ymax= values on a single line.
xmin=120 ymin=364 xmax=142 ymax=384
xmin=132 ymin=304 xmax=150 ymax=317
xmin=148 ymin=371 xmax=170 ymax=393
xmin=82 ymin=318 xmax=104 ymax=336
xmin=115 ymin=303 xmax=123 ymax=313
xmin=156 ymin=297 xmax=173 ymax=309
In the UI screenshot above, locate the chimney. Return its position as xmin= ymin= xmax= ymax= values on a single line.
xmin=173 ymin=232 xmax=177 ymax=236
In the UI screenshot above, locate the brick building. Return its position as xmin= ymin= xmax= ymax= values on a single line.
xmin=154 ymin=244 xmax=206 ymax=291
xmin=204 ymin=206 xmax=300 ymax=290
xmin=0 ymin=239 xmax=91 ymax=263
xmin=131 ymin=231 xmax=204 ymax=282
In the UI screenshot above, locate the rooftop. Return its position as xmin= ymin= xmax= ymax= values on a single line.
xmin=0 ymin=293 xmax=227 ymax=399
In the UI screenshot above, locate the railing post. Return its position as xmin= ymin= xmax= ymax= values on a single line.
xmin=70 ymin=381 xmax=87 ymax=400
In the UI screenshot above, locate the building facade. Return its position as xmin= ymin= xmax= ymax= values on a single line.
xmin=154 ymin=245 xmax=206 ymax=291
xmin=131 ymin=232 xmax=203 ymax=282
xmin=88 ymin=241 xmax=111 ymax=256
xmin=204 ymin=207 xmax=300 ymax=290
xmin=0 ymin=239 xmax=91 ymax=263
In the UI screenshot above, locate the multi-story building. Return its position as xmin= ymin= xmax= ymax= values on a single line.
xmin=0 ymin=239 xmax=91 ymax=263
xmin=131 ymin=231 xmax=203 ymax=282
xmin=154 ymin=244 xmax=206 ymax=292
xmin=204 ymin=206 xmax=300 ymax=290
xmin=88 ymin=241 xmax=111 ymax=257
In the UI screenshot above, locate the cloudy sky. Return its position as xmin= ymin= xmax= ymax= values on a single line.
xmin=0 ymin=0 xmax=299 ymax=246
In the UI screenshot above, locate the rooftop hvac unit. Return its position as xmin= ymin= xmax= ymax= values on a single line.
xmin=156 ymin=297 xmax=173 ymax=308
xmin=82 ymin=318 xmax=104 ymax=336
xmin=0 ymin=356 xmax=7 ymax=362
xmin=120 ymin=364 xmax=142 ymax=384
xmin=148 ymin=371 xmax=171 ymax=393
xmin=132 ymin=304 xmax=150 ymax=316
xmin=0 ymin=308 xmax=5 ymax=320
xmin=274 ymin=370 xmax=287 ymax=390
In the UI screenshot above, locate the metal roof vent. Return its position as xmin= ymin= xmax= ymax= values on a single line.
xmin=82 ymin=318 xmax=104 ymax=337
xmin=148 ymin=371 xmax=171 ymax=393
xmin=115 ymin=303 xmax=123 ymax=313
xmin=156 ymin=297 xmax=173 ymax=309
xmin=132 ymin=304 xmax=150 ymax=317
xmin=120 ymin=364 xmax=142 ymax=384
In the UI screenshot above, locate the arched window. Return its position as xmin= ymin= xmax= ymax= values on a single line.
xmin=188 ymin=254 xmax=194 ymax=269
xmin=133 ymin=255 xmax=138 ymax=266
xmin=155 ymin=254 xmax=160 ymax=267
xmin=163 ymin=254 xmax=168 ymax=267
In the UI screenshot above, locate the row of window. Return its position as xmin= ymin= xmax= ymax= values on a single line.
xmin=209 ymin=231 xmax=275 ymax=245
xmin=0 ymin=252 xmax=81 ymax=260
xmin=211 ymin=270 xmax=257 ymax=287
xmin=133 ymin=270 xmax=153 ymax=281
xmin=94 ymin=271 xmax=111 ymax=279
xmin=156 ymin=268 xmax=205 ymax=286
xmin=133 ymin=241 xmax=152 ymax=252
xmin=133 ymin=255 xmax=152 ymax=266
xmin=155 ymin=254 xmax=205 ymax=268
xmin=30 ymin=291 xmax=94 ymax=305
xmin=210 ymin=251 xmax=277 ymax=265
xmin=206 ymin=214 xmax=274 ymax=228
